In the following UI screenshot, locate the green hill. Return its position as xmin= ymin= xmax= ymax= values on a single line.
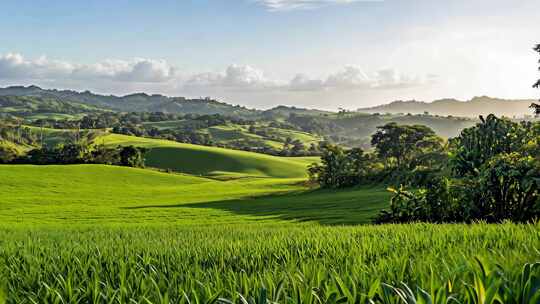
xmin=0 ymin=164 xmax=389 ymax=225
xmin=99 ymin=133 xmax=317 ymax=178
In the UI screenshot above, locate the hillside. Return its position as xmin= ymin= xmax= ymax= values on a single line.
xmin=0 ymin=95 xmax=108 ymax=120
xmin=287 ymin=112 xmax=477 ymax=148
xmin=358 ymin=96 xmax=536 ymax=118
xmin=99 ymin=133 xmax=317 ymax=178
xmin=0 ymin=164 xmax=389 ymax=224
xmin=0 ymin=85 xmax=260 ymax=117
xmin=0 ymin=86 xmax=341 ymax=119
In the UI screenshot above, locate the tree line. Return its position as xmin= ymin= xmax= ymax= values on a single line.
xmin=310 ymin=44 xmax=540 ymax=224
xmin=309 ymin=115 xmax=539 ymax=223
xmin=4 ymin=142 xmax=147 ymax=168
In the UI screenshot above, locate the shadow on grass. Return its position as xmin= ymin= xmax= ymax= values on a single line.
xmin=124 ymin=187 xmax=391 ymax=225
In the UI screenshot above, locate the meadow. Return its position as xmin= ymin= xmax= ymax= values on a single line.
xmin=0 ymin=133 xmax=539 ymax=303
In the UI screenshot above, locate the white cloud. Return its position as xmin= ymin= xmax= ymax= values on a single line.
xmin=0 ymin=52 xmax=433 ymax=99
xmin=288 ymin=74 xmax=325 ymax=91
xmin=187 ymin=64 xmax=278 ymax=89
xmin=325 ymin=66 xmax=371 ymax=88
xmin=0 ymin=53 xmax=176 ymax=83
xmin=253 ymin=0 xmax=379 ymax=11
xmin=0 ymin=53 xmax=73 ymax=80
xmin=287 ymin=66 xmax=433 ymax=91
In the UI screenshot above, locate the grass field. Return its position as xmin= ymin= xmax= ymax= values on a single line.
xmin=99 ymin=133 xmax=317 ymax=178
xmin=140 ymin=121 xmax=322 ymax=150
xmin=1 ymin=141 xmax=539 ymax=302
xmin=1 ymin=223 xmax=539 ymax=303
xmin=0 ymin=164 xmax=388 ymax=225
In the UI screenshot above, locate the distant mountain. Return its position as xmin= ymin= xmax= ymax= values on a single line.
xmin=0 ymin=85 xmax=339 ymax=119
xmin=358 ymin=96 xmax=536 ymax=118
xmin=0 ymin=85 xmax=259 ymax=117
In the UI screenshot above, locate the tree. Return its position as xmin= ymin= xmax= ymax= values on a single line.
xmin=119 ymin=146 xmax=147 ymax=168
xmin=371 ymin=123 xmax=443 ymax=169
xmin=476 ymin=153 xmax=539 ymax=222
xmin=451 ymin=115 xmax=531 ymax=176
xmin=532 ymin=44 xmax=540 ymax=115
xmin=0 ymin=145 xmax=20 ymax=164
xmin=308 ymin=145 xmax=374 ymax=188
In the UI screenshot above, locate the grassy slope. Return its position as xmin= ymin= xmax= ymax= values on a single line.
xmin=0 ymin=164 xmax=389 ymax=225
xmin=99 ymin=133 xmax=317 ymax=178
xmin=141 ymin=121 xmax=322 ymax=149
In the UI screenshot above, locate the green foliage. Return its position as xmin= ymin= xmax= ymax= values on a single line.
xmin=371 ymin=123 xmax=443 ymax=169
xmin=15 ymin=143 xmax=147 ymax=168
xmin=376 ymin=178 xmax=471 ymax=223
xmin=0 ymin=223 xmax=539 ymax=303
xmin=119 ymin=145 xmax=147 ymax=168
xmin=0 ymin=95 xmax=107 ymax=118
xmin=310 ymin=123 xmax=446 ymax=189
xmin=379 ymin=117 xmax=540 ymax=224
xmin=450 ymin=115 xmax=532 ymax=176
xmin=476 ymin=153 xmax=539 ymax=222
xmin=308 ymin=145 xmax=371 ymax=188
xmin=0 ymin=145 xmax=20 ymax=164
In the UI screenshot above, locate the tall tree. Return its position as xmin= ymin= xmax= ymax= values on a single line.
xmin=371 ymin=123 xmax=442 ymax=169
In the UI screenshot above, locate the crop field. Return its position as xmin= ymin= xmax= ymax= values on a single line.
xmin=0 ymin=137 xmax=539 ymax=303
xmin=1 ymin=223 xmax=539 ymax=303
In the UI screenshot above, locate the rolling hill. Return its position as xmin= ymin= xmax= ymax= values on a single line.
xmin=99 ymin=133 xmax=317 ymax=178
xmin=0 ymin=85 xmax=260 ymax=117
xmin=0 ymin=164 xmax=389 ymax=225
xmin=358 ymin=96 xmax=536 ymax=118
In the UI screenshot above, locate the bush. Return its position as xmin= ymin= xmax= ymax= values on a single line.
xmin=475 ymin=153 xmax=540 ymax=222
xmin=377 ymin=153 xmax=540 ymax=224
xmin=376 ymin=178 xmax=473 ymax=223
xmin=0 ymin=145 xmax=20 ymax=164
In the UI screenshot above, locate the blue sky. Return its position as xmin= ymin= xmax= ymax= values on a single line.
xmin=0 ymin=0 xmax=538 ymax=109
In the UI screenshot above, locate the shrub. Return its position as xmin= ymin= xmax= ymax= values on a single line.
xmin=476 ymin=153 xmax=540 ymax=222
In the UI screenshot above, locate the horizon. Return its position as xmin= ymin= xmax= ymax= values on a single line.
xmin=1 ymin=84 xmax=536 ymax=112
xmin=0 ymin=0 xmax=538 ymax=110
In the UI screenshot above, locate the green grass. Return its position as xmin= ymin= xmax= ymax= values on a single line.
xmin=1 ymin=223 xmax=539 ymax=303
xmin=99 ymin=133 xmax=317 ymax=178
xmin=0 ymin=164 xmax=388 ymax=225
xmin=1 ymin=140 xmax=538 ymax=302
xmin=140 ymin=121 xmax=322 ymax=150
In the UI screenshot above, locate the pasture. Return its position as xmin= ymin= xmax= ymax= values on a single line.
xmin=0 ymin=143 xmax=538 ymax=303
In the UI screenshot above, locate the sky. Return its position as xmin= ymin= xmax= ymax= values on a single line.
xmin=0 ymin=0 xmax=538 ymax=110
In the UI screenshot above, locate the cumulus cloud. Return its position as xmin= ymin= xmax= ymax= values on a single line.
xmin=253 ymin=0 xmax=380 ymax=11
xmin=187 ymin=64 xmax=278 ymax=89
xmin=0 ymin=52 xmax=433 ymax=94
xmin=287 ymin=66 xmax=433 ymax=91
xmin=0 ymin=53 xmax=73 ymax=80
xmin=0 ymin=53 xmax=175 ymax=83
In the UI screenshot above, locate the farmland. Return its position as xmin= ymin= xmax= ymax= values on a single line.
xmin=1 ymin=223 xmax=539 ymax=303
xmin=0 ymin=161 xmax=539 ymax=303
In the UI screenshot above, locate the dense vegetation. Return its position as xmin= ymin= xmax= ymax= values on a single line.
xmin=309 ymin=115 xmax=539 ymax=223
